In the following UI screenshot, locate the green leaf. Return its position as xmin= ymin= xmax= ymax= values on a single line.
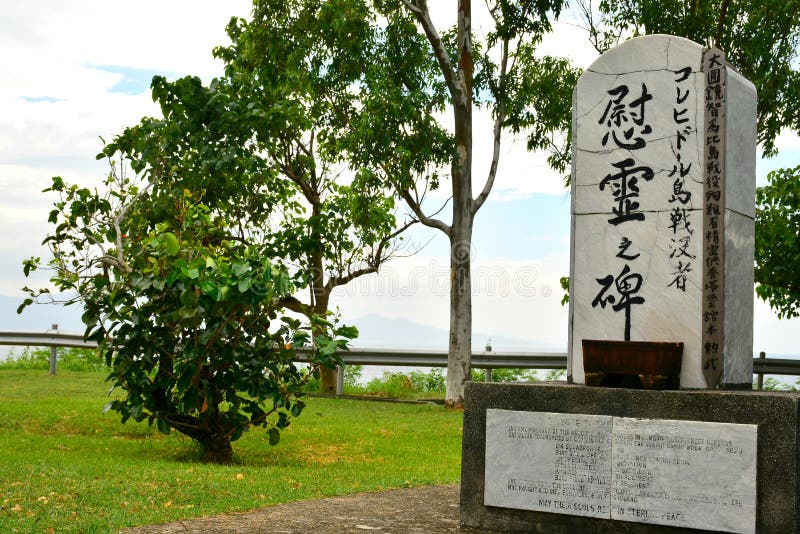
xmin=16 ymin=298 xmax=33 ymax=314
xmin=281 ymin=316 xmax=301 ymax=330
xmin=161 ymin=232 xmax=180 ymax=255
xmin=268 ymin=427 xmax=280 ymax=446
xmin=180 ymin=289 xmax=195 ymax=307
xmin=276 ymin=411 xmax=290 ymax=429
xmin=291 ymin=400 xmax=305 ymax=417
xmin=237 ymin=278 xmax=252 ymax=292
xmin=319 ymin=339 xmax=340 ymax=356
xmin=233 ymin=261 xmax=251 ymax=276
xmin=156 ymin=418 xmax=172 ymax=435
xmin=217 ymin=285 xmax=231 ymax=301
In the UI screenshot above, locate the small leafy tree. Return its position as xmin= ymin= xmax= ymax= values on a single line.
xmin=21 ymin=164 xmax=355 ymax=463
xmin=106 ymin=2 xmax=416 ymax=394
xmin=755 ymin=165 xmax=800 ymax=319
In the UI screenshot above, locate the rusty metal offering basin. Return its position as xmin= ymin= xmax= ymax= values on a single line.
xmin=582 ymin=339 xmax=684 ymax=390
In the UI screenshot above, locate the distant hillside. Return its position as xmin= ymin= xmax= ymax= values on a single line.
xmin=347 ymin=313 xmax=565 ymax=352
xmin=0 ymin=295 xmax=565 ymax=352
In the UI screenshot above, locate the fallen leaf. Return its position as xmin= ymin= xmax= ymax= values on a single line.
xmin=236 ymin=473 xmax=244 ymax=480
xmin=10 ymin=504 xmax=22 ymax=513
xmin=164 ymin=501 xmax=172 ymax=509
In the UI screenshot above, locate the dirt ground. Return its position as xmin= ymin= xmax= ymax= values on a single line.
xmin=122 ymin=484 xmax=496 ymax=534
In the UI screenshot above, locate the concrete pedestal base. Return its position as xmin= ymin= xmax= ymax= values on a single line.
xmin=461 ymin=382 xmax=800 ymax=533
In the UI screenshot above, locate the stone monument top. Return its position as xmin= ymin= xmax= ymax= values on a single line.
xmin=568 ymin=35 xmax=756 ymax=389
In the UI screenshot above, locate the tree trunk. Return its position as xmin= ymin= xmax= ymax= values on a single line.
xmin=444 ymin=0 xmax=474 ymax=409
xmin=312 ymin=294 xmax=337 ymax=394
xmin=200 ymin=428 xmax=234 ymax=464
xmin=446 ymin=220 xmax=473 ymax=408
xmin=319 ymin=364 xmax=338 ymax=394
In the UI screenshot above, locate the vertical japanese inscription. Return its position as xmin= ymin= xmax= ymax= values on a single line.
xmin=592 ymin=83 xmax=654 ymax=341
xmin=702 ymin=48 xmax=726 ymax=387
xmin=667 ymin=66 xmax=696 ymax=292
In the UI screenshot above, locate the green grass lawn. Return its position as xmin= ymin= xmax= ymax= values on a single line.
xmin=0 ymin=370 xmax=463 ymax=533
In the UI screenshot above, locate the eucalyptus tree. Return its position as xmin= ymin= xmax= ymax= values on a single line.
xmin=342 ymin=0 xmax=578 ymax=406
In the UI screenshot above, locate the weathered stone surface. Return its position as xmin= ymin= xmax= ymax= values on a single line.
xmin=461 ymin=382 xmax=800 ymax=533
xmin=484 ymin=410 xmax=612 ymax=518
xmin=482 ymin=409 xmax=756 ymax=533
xmin=568 ymin=34 xmax=756 ymax=388
xmin=724 ymin=69 xmax=757 ymax=219
xmin=610 ymin=417 xmax=756 ymax=533
xmin=570 ymin=211 xmax=704 ymax=386
xmin=723 ymin=210 xmax=755 ymax=385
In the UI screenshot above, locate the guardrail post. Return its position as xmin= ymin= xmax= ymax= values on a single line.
xmin=49 ymin=324 xmax=58 ymax=375
xmin=757 ymin=351 xmax=765 ymax=390
xmin=336 ymin=364 xmax=345 ymax=396
xmin=484 ymin=339 xmax=492 ymax=382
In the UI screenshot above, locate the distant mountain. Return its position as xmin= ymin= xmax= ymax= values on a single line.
xmin=347 ymin=313 xmax=565 ymax=353
xmin=0 ymin=296 xmax=564 ymax=352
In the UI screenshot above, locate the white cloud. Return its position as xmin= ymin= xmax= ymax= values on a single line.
xmin=330 ymin=248 xmax=570 ymax=350
xmin=0 ymin=2 xmax=252 ymax=300
xmin=753 ymin=296 xmax=800 ymax=356
xmin=774 ymin=129 xmax=800 ymax=152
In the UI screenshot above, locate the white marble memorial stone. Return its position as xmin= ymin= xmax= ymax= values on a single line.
xmin=484 ymin=409 xmax=612 ymax=518
xmin=484 ymin=410 xmax=757 ymax=532
xmin=568 ymin=35 xmax=757 ymax=388
xmin=611 ymin=417 xmax=756 ymax=533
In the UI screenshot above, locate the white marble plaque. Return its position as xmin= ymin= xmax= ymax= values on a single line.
xmin=484 ymin=410 xmax=757 ymax=533
xmin=485 ymin=410 xmax=613 ymax=518
xmin=611 ymin=417 xmax=756 ymax=533
xmin=567 ymin=34 xmax=756 ymax=388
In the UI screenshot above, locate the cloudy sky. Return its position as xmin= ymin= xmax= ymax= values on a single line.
xmin=1 ymin=1 xmax=798 ymax=356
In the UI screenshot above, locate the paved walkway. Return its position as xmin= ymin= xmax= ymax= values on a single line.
xmin=123 ymin=484 xmax=494 ymax=534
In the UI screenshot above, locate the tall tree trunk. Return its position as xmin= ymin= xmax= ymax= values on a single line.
xmin=446 ymin=218 xmax=473 ymax=408
xmin=314 ymin=293 xmax=337 ymax=394
xmin=306 ymin=199 xmax=338 ymax=394
xmin=445 ymin=0 xmax=474 ymax=408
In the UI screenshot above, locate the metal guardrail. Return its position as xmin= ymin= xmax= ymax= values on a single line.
xmin=0 ymin=329 xmax=98 ymax=349
xmin=293 ymin=347 xmax=567 ymax=370
xmin=0 ymin=328 xmax=796 ymax=392
xmin=0 ymin=326 xmax=99 ymax=375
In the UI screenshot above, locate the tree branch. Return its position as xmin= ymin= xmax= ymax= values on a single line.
xmin=714 ymin=0 xmax=731 ymax=47
xmin=327 ymin=265 xmax=379 ymax=290
xmin=278 ymin=295 xmax=311 ymax=317
xmin=399 ymin=187 xmax=451 ymax=235
xmin=401 ymin=0 xmax=465 ymax=105
xmin=473 ymin=34 xmax=511 ymax=216
xmin=326 ymin=217 xmax=417 ymax=290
